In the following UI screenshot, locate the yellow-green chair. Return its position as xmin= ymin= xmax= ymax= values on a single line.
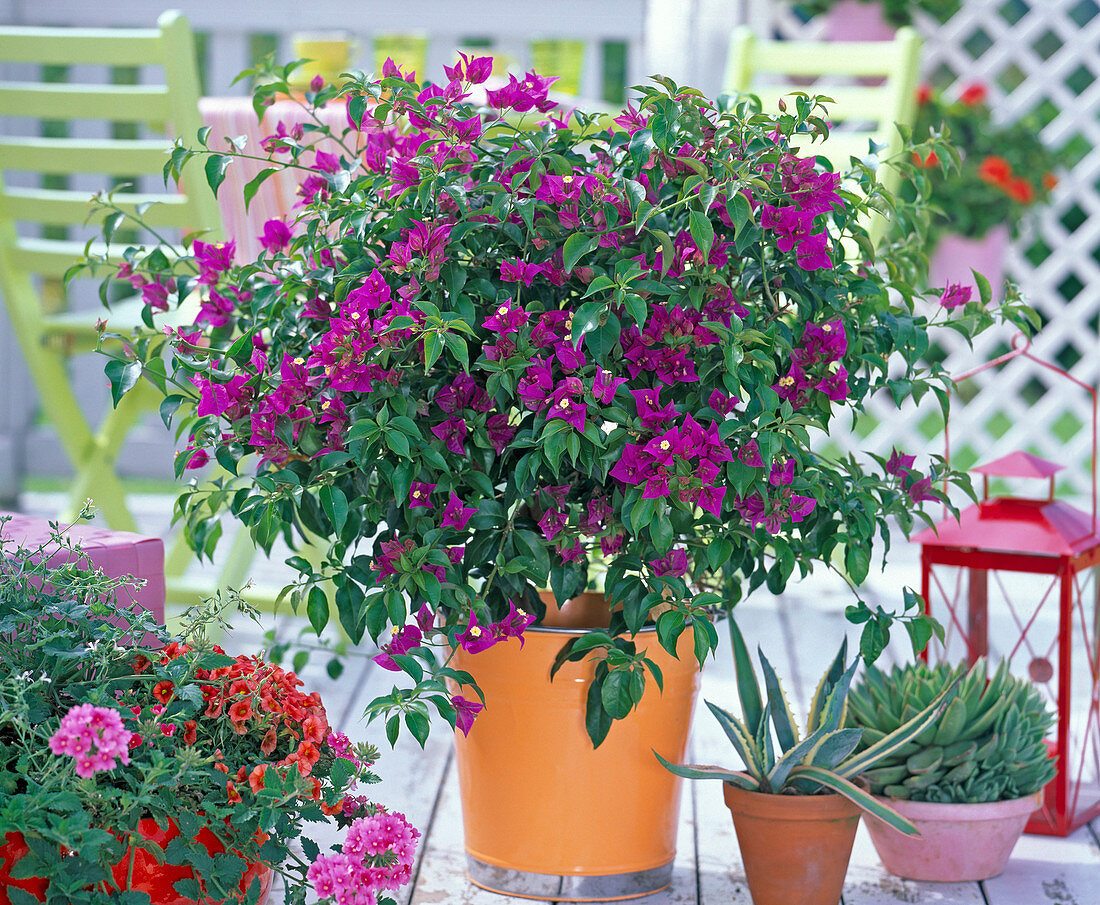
xmin=0 ymin=12 xmax=306 ymax=617
xmin=724 ymin=26 xmax=922 ymax=246
xmin=0 ymin=11 xmax=219 ymax=532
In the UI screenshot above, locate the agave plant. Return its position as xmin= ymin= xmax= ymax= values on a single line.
xmin=657 ymin=619 xmax=956 ymax=834
xmin=848 ymin=658 xmax=1056 ymax=803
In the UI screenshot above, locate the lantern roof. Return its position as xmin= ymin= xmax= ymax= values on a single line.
xmin=971 ymin=451 xmax=1063 ymax=479
xmin=914 ymin=497 xmax=1100 ymax=557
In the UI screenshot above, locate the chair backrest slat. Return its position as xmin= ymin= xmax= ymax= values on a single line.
xmin=0 ymin=138 xmax=171 ymax=176
xmin=0 ymin=10 xmax=221 ymax=330
xmin=0 ymin=83 xmax=171 ymax=122
xmin=0 ymin=29 xmax=163 ymax=66
xmin=724 ymin=26 xmax=922 ymax=247
xmin=0 ymin=187 xmax=192 ymax=229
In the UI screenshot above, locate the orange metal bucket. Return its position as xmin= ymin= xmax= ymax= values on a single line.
xmin=452 ymin=625 xmax=701 ymax=901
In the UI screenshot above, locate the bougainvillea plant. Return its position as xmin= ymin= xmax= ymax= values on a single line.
xmin=80 ymin=55 xmax=1035 ymax=747
xmin=0 ymin=515 xmax=413 ymax=905
xmin=907 ymin=81 xmax=1065 ymax=244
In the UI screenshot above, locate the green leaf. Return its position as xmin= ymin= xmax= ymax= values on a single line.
xmin=204 ymin=154 xmax=232 ymax=197
xmin=689 ymin=209 xmax=714 ymax=259
xmin=586 ymin=670 xmax=614 ymax=747
xmin=570 ymin=301 xmax=603 ymax=346
xmin=105 ymin=359 xmax=142 ymax=407
xmin=320 ymin=485 xmax=349 ymax=534
xmin=424 ymin=333 xmax=443 ymax=370
xmin=602 ymin=668 xmax=635 ymax=719
xmin=385 ymin=429 xmax=411 ymax=458
xmin=972 ymin=268 xmax=992 ymax=306
xmin=243 ymin=166 xmax=278 ymax=211
xmin=563 ymin=233 xmax=599 ymax=273
xmin=306 ymin=586 xmax=329 ymax=635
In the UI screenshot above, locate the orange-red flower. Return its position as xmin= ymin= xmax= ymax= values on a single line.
xmin=153 ymin=681 xmax=175 ymax=704
xmin=320 ymin=798 xmax=344 ymax=816
xmin=978 ymin=155 xmax=1012 ymax=186
xmin=1004 ymin=177 xmax=1036 ymax=204
xmin=1042 ymin=172 xmax=1058 ymax=191
xmin=131 ymin=655 xmax=151 ymax=674
xmin=296 ymin=740 xmax=321 ymax=775
xmin=249 ymin=764 xmax=268 ymax=794
xmin=959 ymin=83 xmax=987 ymax=106
xmin=261 ymin=726 xmax=279 ymax=756
xmin=915 ymin=83 xmax=932 ymax=106
xmin=302 ymin=714 xmax=327 ymax=745
xmin=911 ymin=150 xmax=939 ymax=169
xmin=183 ymin=720 xmax=198 ymax=746
xmin=226 ymin=780 xmax=242 ymax=804
xmin=228 ymin=698 xmax=254 ymax=724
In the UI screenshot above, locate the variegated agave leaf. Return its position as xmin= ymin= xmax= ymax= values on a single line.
xmin=807 ymin=637 xmax=848 ymax=732
xmin=652 ymin=751 xmax=758 ymax=789
xmin=837 ymin=679 xmax=958 ymax=779
xmin=808 ymin=728 xmax=863 ymax=769
xmin=758 ymin=648 xmax=800 ymax=752
xmin=728 ymin=618 xmax=764 ymax=737
xmin=704 ymin=700 xmax=763 ymax=780
xmin=789 ymin=765 xmax=920 ymax=837
xmin=756 ymin=701 xmax=775 ymax=780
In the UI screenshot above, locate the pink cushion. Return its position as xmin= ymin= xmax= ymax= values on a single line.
xmin=0 ymin=512 xmax=166 ymax=625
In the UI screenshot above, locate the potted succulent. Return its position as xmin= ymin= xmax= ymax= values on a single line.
xmin=0 ymin=514 xmax=417 ymax=905
xmin=795 ymin=0 xmax=961 ymax=38
xmin=79 ymin=53 xmax=1033 ymax=895
xmin=847 ymin=658 xmax=1056 ymax=880
xmin=908 ymin=82 xmax=1064 ymax=297
xmin=658 ymin=619 xmax=956 ymax=905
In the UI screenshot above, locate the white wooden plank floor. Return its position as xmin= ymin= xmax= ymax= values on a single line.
xmin=18 ymin=493 xmax=1100 ymax=905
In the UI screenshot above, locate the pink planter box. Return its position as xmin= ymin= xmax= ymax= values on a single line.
xmin=0 ymin=512 xmax=165 ymax=625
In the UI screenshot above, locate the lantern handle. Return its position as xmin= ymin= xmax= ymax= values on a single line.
xmin=944 ymin=331 xmax=1097 ymax=537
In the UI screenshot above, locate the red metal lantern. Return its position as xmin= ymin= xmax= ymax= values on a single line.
xmin=915 ymin=337 xmax=1100 ymax=836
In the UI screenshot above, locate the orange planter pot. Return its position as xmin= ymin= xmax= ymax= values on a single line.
xmin=453 ymin=624 xmax=700 ymax=902
xmin=722 ymin=785 xmax=861 ymax=905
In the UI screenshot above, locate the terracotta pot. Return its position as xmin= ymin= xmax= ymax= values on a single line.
xmin=863 ymin=791 xmax=1042 ymax=881
xmin=0 ymin=821 xmax=271 ymax=905
xmin=928 ymin=224 xmax=1010 ymax=302
xmin=452 ymin=620 xmax=701 ymax=901
xmin=722 ymin=785 xmax=861 ymax=905
xmin=823 ymin=0 xmax=896 ymax=41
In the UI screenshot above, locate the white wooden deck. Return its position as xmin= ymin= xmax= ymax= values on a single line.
xmin=18 ymin=492 xmax=1100 ymax=905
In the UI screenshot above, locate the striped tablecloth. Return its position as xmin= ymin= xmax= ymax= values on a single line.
xmin=198 ymin=96 xmax=347 ymax=261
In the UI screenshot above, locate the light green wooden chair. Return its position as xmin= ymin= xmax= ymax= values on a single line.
xmin=724 ymin=26 xmax=922 ymax=247
xmin=0 ymin=11 xmax=218 ymax=532
xmin=0 ymin=11 xmax=305 ymax=617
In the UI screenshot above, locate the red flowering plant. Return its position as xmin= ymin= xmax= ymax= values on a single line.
xmin=907 ymin=81 xmax=1066 ymax=244
xmin=80 ymin=56 xmax=1035 ymax=747
xmin=0 ymin=516 xmax=412 ymax=905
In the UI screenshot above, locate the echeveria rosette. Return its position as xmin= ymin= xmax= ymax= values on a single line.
xmin=87 ymin=56 xmax=1032 ymax=746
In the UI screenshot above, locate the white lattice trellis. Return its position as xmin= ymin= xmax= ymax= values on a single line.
xmin=750 ymin=0 xmax=1100 ymax=501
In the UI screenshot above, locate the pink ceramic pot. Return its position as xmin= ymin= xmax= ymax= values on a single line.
xmin=823 ymin=0 xmax=896 ymax=41
xmin=863 ymin=792 xmax=1042 ymax=881
xmin=928 ymin=225 xmax=1010 ymax=302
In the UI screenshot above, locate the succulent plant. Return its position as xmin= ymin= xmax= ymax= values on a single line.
xmin=657 ymin=618 xmax=956 ymax=835
xmin=847 ymin=658 xmax=1056 ymax=803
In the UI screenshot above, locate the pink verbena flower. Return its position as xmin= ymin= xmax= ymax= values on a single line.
xmin=49 ymin=704 xmax=132 ymax=777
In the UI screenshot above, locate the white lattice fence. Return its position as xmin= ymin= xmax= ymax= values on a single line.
xmin=751 ymin=0 xmax=1100 ymax=501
